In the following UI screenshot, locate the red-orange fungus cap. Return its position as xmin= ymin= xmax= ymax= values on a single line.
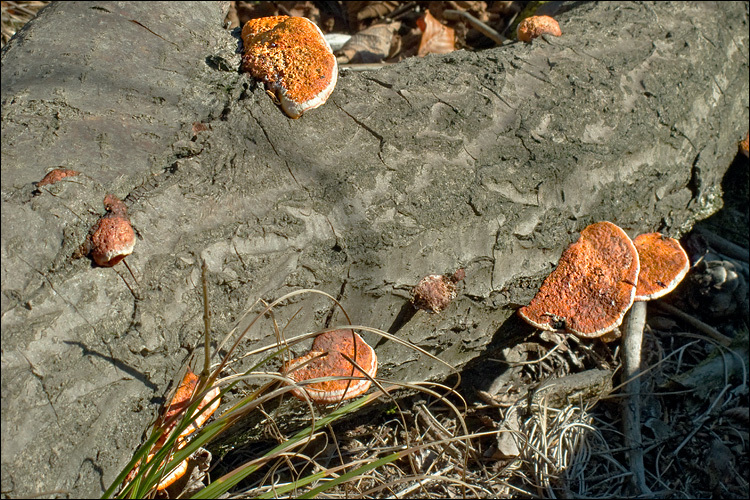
xmin=126 ymin=367 xmax=220 ymax=491
xmin=518 ymin=221 xmax=639 ymax=338
xmin=37 ymin=168 xmax=80 ymax=187
xmin=633 ymin=233 xmax=689 ymax=301
xmin=241 ymin=16 xmax=337 ymax=118
xmin=283 ymin=329 xmax=377 ymax=404
xmin=517 ymin=15 xmax=562 ymax=43
xmin=167 ymin=368 xmax=221 ymax=440
xmin=88 ymin=194 xmax=135 ymax=267
xmin=89 ymin=216 xmax=135 ymax=267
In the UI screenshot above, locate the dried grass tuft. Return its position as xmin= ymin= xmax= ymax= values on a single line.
xmin=1 ymin=1 xmax=48 ymax=48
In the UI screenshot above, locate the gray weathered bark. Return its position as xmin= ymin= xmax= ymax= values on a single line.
xmin=1 ymin=1 xmax=747 ymax=497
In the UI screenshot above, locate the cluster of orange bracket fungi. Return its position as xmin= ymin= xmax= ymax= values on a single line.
xmin=518 ymin=221 xmax=690 ymax=338
xmin=411 ymin=268 xmax=466 ymax=313
xmin=84 ymin=194 xmax=136 ymax=267
xmin=282 ymin=329 xmax=378 ymax=404
xmin=241 ymin=16 xmax=338 ymax=118
xmin=516 ymin=15 xmax=562 ymax=42
xmin=126 ymin=367 xmax=221 ymax=491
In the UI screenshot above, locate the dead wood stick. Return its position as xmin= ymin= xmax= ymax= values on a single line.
xmin=693 ymin=226 xmax=749 ymax=263
xmin=621 ymin=301 xmax=652 ymax=496
xmin=654 ymin=302 xmax=732 ymax=346
xmin=442 ymin=9 xmax=507 ymax=45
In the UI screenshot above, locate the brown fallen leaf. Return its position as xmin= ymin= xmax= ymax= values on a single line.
xmin=417 ymin=10 xmax=455 ymax=57
xmin=348 ymin=1 xmax=400 ymax=30
xmin=337 ymin=22 xmax=399 ymax=64
xmin=234 ymin=1 xmax=328 ymax=32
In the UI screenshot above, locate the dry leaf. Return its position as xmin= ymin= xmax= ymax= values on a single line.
xmin=427 ymin=1 xmax=490 ymax=23
xmin=337 ymin=22 xmax=399 ymax=64
xmin=721 ymin=406 xmax=750 ymax=424
xmin=495 ymin=406 xmax=522 ymax=458
xmin=417 ymin=10 xmax=455 ymax=57
xmin=279 ymin=1 xmax=320 ymax=19
xmin=234 ymin=2 xmax=326 ymax=32
xmin=234 ymin=1 xmax=280 ymax=26
xmin=225 ymin=2 xmax=240 ymax=29
xmin=348 ymin=1 xmax=400 ymax=29
xmin=706 ymin=439 xmax=734 ymax=490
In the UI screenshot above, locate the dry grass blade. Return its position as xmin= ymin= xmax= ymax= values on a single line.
xmin=521 ymin=399 xmax=613 ymax=497
xmin=1 ymin=1 xmax=48 ymax=47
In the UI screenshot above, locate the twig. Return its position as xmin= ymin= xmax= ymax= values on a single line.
xmin=501 ymin=11 xmax=519 ymax=38
xmin=442 ymin=9 xmax=507 ymax=45
xmin=122 ymin=259 xmax=139 ymax=285
xmin=385 ymin=1 xmax=417 ymax=21
xmin=693 ymin=226 xmax=749 ymax=263
xmin=339 ymin=63 xmax=389 ymax=71
xmin=621 ymin=301 xmax=652 ymax=496
xmin=654 ymin=302 xmax=732 ymax=346
xmin=394 ymin=464 xmax=455 ymax=498
xmin=120 ymin=260 xmax=141 ymax=300
xmin=671 ymin=384 xmax=731 ymax=456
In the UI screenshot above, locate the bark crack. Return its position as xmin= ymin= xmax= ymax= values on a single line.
xmin=332 ymin=100 xmax=389 ymax=168
xmin=20 ymin=351 xmax=63 ymax=433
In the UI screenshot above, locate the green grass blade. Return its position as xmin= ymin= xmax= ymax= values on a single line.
xmin=298 ymin=451 xmax=404 ymax=499
xmin=192 ymin=396 xmax=371 ymax=498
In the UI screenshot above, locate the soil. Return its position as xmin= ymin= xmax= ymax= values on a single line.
xmin=1 ymin=1 xmax=748 ymax=497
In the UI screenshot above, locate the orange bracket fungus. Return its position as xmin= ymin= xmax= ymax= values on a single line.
xmin=36 ymin=168 xmax=80 ymax=188
xmin=283 ymin=329 xmax=378 ymax=404
xmin=241 ymin=16 xmax=338 ymax=118
xmin=518 ymin=221 xmax=639 ymax=338
xmin=411 ymin=268 xmax=465 ymax=313
xmin=633 ymin=233 xmax=690 ymax=301
xmin=125 ymin=367 xmax=221 ymax=491
xmin=157 ymin=367 xmax=222 ymax=443
xmin=516 ymin=15 xmax=562 ymax=42
xmin=83 ymin=194 xmax=135 ymax=267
